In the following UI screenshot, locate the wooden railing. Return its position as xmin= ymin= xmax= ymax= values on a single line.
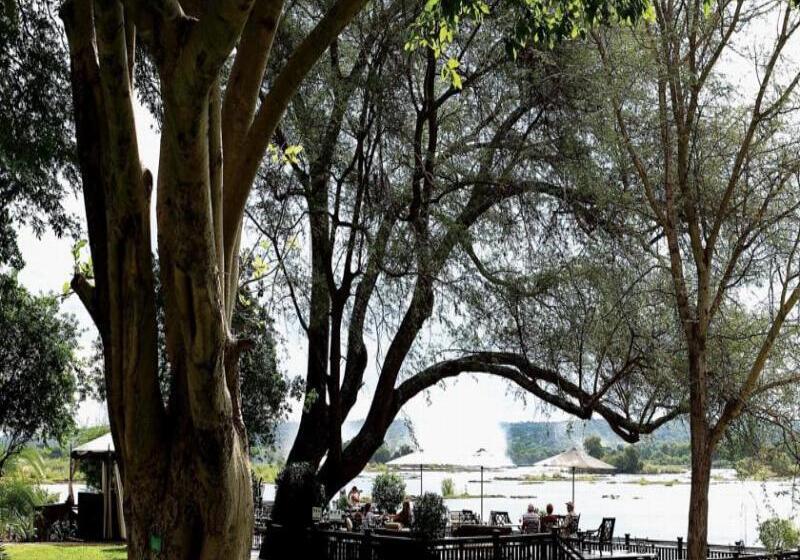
xmin=569 ymin=535 xmax=800 ymax=560
xmin=255 ymin=524 xmax=800 ymax=560
xmin=299 ymin=528 xmax=663 ymax=560
xmin=311 ymin=529 xmax=565 ymax=560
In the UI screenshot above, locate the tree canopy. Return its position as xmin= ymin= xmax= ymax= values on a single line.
xmin=0 ymin=0 xmax=77 ymax=268
xmin=0 ymin=273 xmax=80 ymax=475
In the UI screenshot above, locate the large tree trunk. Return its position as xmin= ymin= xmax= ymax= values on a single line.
xmin=124 ymin=424 xmax=253 ymax=559
xmin=62 ymin=0 xmax=256 ymax=556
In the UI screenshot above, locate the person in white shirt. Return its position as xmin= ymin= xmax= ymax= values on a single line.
xmin=363 ymin=502 xmax=379 ymax=529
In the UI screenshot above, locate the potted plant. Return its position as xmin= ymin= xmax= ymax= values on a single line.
xmin=371 ymin=473 xmax=406 ymax=514
xmin=409 ymin=492 xmax=449 ymax=558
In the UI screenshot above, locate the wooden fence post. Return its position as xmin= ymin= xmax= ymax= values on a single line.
xmin=625 ymin=534 xmax=631 ymax=551
xmin=361 ymin=529 xmax=371 ymax=560
xmin=493 ymin=529 xmax=501 ymax=560
xmin=677 ymin=537 xmax=684 ymax=559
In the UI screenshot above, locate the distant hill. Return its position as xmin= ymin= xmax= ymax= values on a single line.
xmin=272 ymin=418 xmax=417 ymax=460
xmin=502 ymin=418 xmax=690 ymax=465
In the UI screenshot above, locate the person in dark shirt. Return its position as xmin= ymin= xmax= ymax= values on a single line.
xmin=393 ymin=500 xmax=412 ymax=527
xmin=540 ymin=503 xmax=559 ymax=532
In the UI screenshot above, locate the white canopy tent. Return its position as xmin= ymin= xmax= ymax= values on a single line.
xmin=70 ymin=433 xmax=127 ymax=541
xmin=534 ymin=447 xmax=616 ymax=505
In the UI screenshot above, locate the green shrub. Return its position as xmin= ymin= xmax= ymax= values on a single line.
xmin=412 ymin=493 xmax=448 ymax=540
xmin=441 ymin=478 xmax=455 ymax=497
xmin=759 ymin=518 xmax=800 ymax=552
xmin=271 ymin=462 xmax=326 ymax=527
xmin=372 ymin=473 xmax=406 ymax=513
xmin=0 ymin=477 xmax=55 ymax=541
xmin=0 ymin=540 xmax=8 ymax=560
xmin=611 ymin=446 xmax=643 ymax=474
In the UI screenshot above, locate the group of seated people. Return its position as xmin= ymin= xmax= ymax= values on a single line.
xmin=344 ymin=486 xmax=413 ymax=530
xmin=342 ymin=485 xmax=579 ymax=535
xmin=520 ymin=501 xmax=579 ymax=535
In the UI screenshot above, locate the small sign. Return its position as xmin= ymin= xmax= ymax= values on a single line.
xmin=329 ymin=510 xmax=342 ymax=521
xmin=312 ymin=507 xmax=323 ymax=521
xmin=149 ymin=534 xmax=162 ymax=552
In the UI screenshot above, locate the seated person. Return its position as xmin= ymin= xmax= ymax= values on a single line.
xmin=540 ymin=503 xmax=559 ymax=532
xmin=521 ymin=504 xmax=540 ymax=533
xmin=393 ymin=500 xmax=412 ymax=527
xmin=347 ymin=485 xmax=361 ymax=508
xmin=564 ymin=501 xmax=579 ymax=534
xmin=362 ymin=502 xmax=379 ymax=529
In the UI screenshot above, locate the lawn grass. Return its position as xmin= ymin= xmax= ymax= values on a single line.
xmin=5 ymin=543 xmax=127 ymax=559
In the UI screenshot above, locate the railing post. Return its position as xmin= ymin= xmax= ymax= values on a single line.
xmin=677 ymin=537 xmax=684 ymax=560
xmin=360 ymin=529 xmax=371 ymax=560
xmin=493 ymin=529 xmax=501 ymax=560
xmin=625 ymin=534 xmax=631 ymax=552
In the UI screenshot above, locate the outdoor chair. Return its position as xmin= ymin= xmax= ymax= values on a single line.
xmin=490 ymin=511 xmax=512 ymax=526
xmin=540 ymin=516 xmax=559 ymax=534
xmin=461 ymin=510 xmax=480 ymax=524
xmin=563 ymin=514 xmax=580 ymax=536
xmin=580 ymin=517 xmax=615 ymax=555
xmin=521 ymin=514 xmax=540 ymax=534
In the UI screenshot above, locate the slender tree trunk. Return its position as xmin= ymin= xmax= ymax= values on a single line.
xmin=687 ymin=446 xmax=711 ymax=560
xmin=687 ymin=347 xmax=711 ymax=560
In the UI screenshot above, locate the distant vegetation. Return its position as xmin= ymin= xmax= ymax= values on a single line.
xmin=504 ymin=420 xmax=798 ymax=478
xmin=503 ymin=420 xmax=690 ymax=472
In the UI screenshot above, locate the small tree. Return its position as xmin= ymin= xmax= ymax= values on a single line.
xmin=0 ymin=273 xmax=79 ymax=476
xmin=584 ymin=436 xmax=605 ymax=459
xmin=372 ymin=472 xmax=406 ymax=513
xmin=412 ymin=493 xmax=448 ymax=540
xmin=611 ymin=446 xmax=643 ymax=474
xmin=759 ymin=518 xmax=800 ymax=552
xmin=441 ymin=478 xmax=455 ymax=498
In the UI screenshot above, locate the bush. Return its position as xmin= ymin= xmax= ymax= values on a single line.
xmin=372 ymin=472 xmax=406 ymax=513
xmin=441 ymin=478 xmax=455 ymax=497
xmin=759 ymin=518 xmax=800 ymax=552
xmin=412 ymin=493 xmax=448 ymax=540
xmin=611 ymin=446 xmax=643 ymax=474
xmin=271 ymin=462 xmax=326 ymax=527
xmin=0 ymin=540 xmax=7 ymax=560
xmin=0 ymin=478 xmax=55 ymax=541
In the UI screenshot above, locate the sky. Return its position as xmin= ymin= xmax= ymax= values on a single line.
xmin=13 ymin=2 xmax=800 ymax=457
xmin=14 ymin=100 xmax=548 ymax=457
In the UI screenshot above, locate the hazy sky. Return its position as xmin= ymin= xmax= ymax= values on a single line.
xmin=14 ymin=100 xmax=552 ymax=457
xmin=13 ymin=4 xmax=800 ymax=456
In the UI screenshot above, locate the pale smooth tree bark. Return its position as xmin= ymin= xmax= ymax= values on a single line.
xmin=59 ymin=0 xmax=368 ymax=556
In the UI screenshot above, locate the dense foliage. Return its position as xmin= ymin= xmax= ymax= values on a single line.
xmin=85 ymin=270 xmax=299 ymax=449
xmin=441 ymin=478 xmax=455 ymax=498
xmin=0 ymin=273 xmax=79 ymax=475
xmin=758 ymin=518 xmax=800 ymax=552
xmin=272 ymin=462 xmax=327 ymax=528
xmin=0 ymin=0 xmax=77 ymax=267
xmin=0 ymin=476 xmax=55 ymax=540
xmin=371 ymin=473 xmax=406 ymax=513
xmin=411 ymin=493 xmax=448 ymax=540
xmin=370 ymin=443 xmax=415 ymax=464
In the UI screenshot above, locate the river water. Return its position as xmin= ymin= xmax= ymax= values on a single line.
xmin=259 ymin=468 xmax=798 ymax=547
xmin=45 ymin=468 xmax=799 ymax=547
